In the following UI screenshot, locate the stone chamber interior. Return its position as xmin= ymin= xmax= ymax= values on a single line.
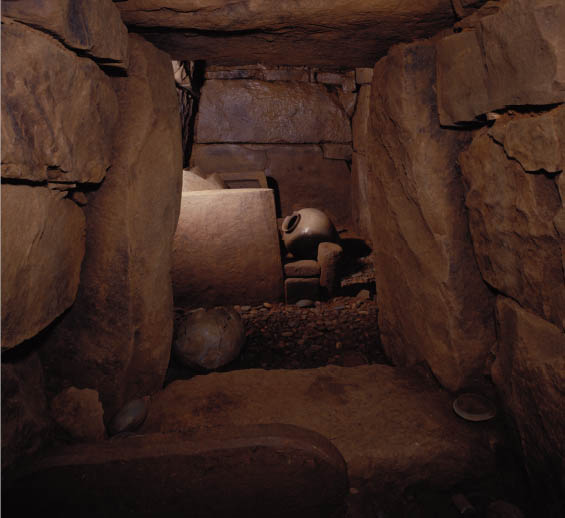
xmin=1 ymin=1 xmax=564 ymax=518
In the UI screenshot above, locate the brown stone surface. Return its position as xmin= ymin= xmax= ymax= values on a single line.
xmin=355 ymin=67 xmax=374 ymax=84
xmin=1 ymin=185 xmax=85 ymax=349
xmin=338 ymin=91 xmax=357 ymax=118
xmin=190 ymin=144 xmax=352 ymax=226
xmin=435 ymin=29 xmax=489 ymax=126
xmin=182 ymin=168 xmax=225 ymax=191
xmin=284 ymin=260 xmax=321 ymax=278
xmin=322 ymin=143 xmax=353 ymax=161
xmin=367 ymin=40 xmax=496 ymax=391
xmin=460 ymin=131 xmax=564 ymax=329
xmin=351 ymin=153 xmax=372 ymax=239
xmin=5 ymin=425 xmax=348 ymax=518
xmin=436 ymin=0 xmax=565 ymax=125
xmin=141 ymin=365 xmax=497 ymax=501
xmin=1 ymin=352 xmax=50 ymax=474
xmin=172 ymin=189 xmax=283 ymax=307
xmin=2 ymin=0 xmax=128 ymax=68
xmin=117 ymin=1 xmax=459 ymax=67
xmin=318 ymin=242 xmax=343 ymax=298
xmin=352 ymin=85 xmax=371 ymax=154
xmin=50 ymin=387 xmax=105 ymax=442
xmin=492 ymin=297 xmax=565 ymax=512
xmin=40 ymin=34 xmax=183 ymax=420
xmin=1 ymin=21 xmax=118 ymax=183
xmin=195 ymin=80 xmax=351 ymax=144
xmin=285 ymin=278 xmax=320 ymax=304
xmin=488 ymin=105 xmax=565 ymax=173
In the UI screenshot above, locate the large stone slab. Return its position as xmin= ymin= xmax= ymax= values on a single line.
xmin=4 ymin=425 xmax=348 ymax=518
xmin=436 ymin=0 xmax=565 ymax=125
xmin=172 ymin=189 xmax=283 ymax=307
xmin=366 ymin=41 xmax=495 ymax=390
xmin=492 ymin=297 xmax=565 ymax=515
xmin=1 ymin=21 xmax=118 ymax=183
xmin=117 ymin=1 xmax=460 ymax=67
xmin=460 ymin=131 xmax=564 ymax=329
xmin=2 ymin=0 xmax=128 ymax=68
xmin=1 ymin=185 xmax=85 ymax=349
xmin=40 ymin=35 xmax=183 ymax=420
xmin=190 ymin=143 xmax=352 ymax=226
xmin=195 ymin=80 xmax=351 ymax=144
xmin=141 ymin=365 xmax=498 ymax=504
xmin=1 ymin=352 xmax=50 ymax=474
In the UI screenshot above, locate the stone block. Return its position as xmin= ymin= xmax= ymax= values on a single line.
xmin=1 ymin=21 xmax=118 ymax=184
xmin=367 ymin=40 xmax=496 ymax=391
xmin=285 ymin=278 xmax=320 ymax=304
xmin=284 ymin=260 xmax=321 ymax=278
xmin=355 ymin=67 xmax=374 ymax=84
xmin=493 ymin=297 xmax=565 ymax=513
xmin=435 ymin=30 xmax=489 ymax=126
xmin=50 ymin=387 xmax=105 ymax=442
xmin=182 ymin=168 xmax=225 ymax=191
xmin=195 ymin=80 xmax=351 ymax=144
xmin=1 ymin=185 xmax=85 ymax=349
xmin=460 ymin=131 xmax=564 ymax=329
xmin=140 ymin=365 xmax=498 ymax=505
xmin=322 ymin=143 xmax=353 ymax=161
xmin=353 ymin=85 xmax=371 ymax=154
xmin=338 ymin=91 xmax=357 ymax=117
xmin=263 ymin=67 xmax=310 ymax=82
xmin=173 ymin=189 xmax=283 ymax=307
xmin=317 ymin=242 xmax=343 ymax=298
xmin=2 ymin=0 xmax=128 ymax=68
xmin=190 ymin=144 xmax=352 ymax=227
xmin=40 ymin=35 xmax=183 ymax=420
xmin=488 ymin=105 xmax=565 ymax=173
xmin=351 ymin=152 xmax=372 ymax=238
xmin=4 ymin=425 xmax=348 ymax=518
xmin=1 ymin=352 xmax=49 ymax=474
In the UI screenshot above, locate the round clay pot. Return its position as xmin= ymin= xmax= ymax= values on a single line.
xmin=281 ymin=208 xmax=339 ymax=259
xmin=173 ymin=307 xmax=245 ymax=370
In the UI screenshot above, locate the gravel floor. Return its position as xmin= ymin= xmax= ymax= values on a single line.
xmin=166 ymin=255 xmax=390 ymax=385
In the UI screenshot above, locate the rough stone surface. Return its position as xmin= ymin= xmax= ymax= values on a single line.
xmin=4 ymin=425 xmax=348 ymax=518
xmin=172 ymin=189 xmax=283 ymax=307
xmin=318 ymin=242 xmax=343 ymax=298
xmin=338 ymin=91 xmax=357 ymax=118
xmin=195 ymin=80 xmax=351 ymax=144
xmin=352 ymin=85 xmax=371 ymax=155
xmin=460 ymin=131 xmax=564 ymax=329
xmin=1 ymin=185 xmax=85 ymax=349
xmin=141 ymin=365 xmax=497 ymax=503
xmin=50 ymin=387 xmax=105 ymax=442
xmin=40 ymin=34 xmax=183 ymax=420
xmin=284 ymin=260 xmax=321 ymax=278
xmin=117 ymin=1 xmax=459 ymax=67
xmin=322 ymin=143 xmax=353 ymax=161
xmin=182 ymin=168 xmax=225 ymax=191
xmin=1 ymin=21 xmax=118 ymax=184
xmin=285 ymin=278 xmax=320 ymax=304
xmin=2 ymin=0 xmax=128 ymax=68
xmin=492 ymin=297 xmax=565 ymax=514
xmin=488 ymin=105 xmax=565 ymax=173
xmin=356 ymin=67 xmax=374 ymax=84
xmin=1 ymin=352 xmax=50 ymax=474
xmin=190 ymin=144 xmax=352 ymax=226
xmin=436 ymin=0 xmax=565 ymax=125
xmin=367 ymin=41 xmax=496 ymax=390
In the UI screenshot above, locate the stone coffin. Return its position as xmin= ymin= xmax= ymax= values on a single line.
xmin=172 ymin=189 xmax=284 ymax=307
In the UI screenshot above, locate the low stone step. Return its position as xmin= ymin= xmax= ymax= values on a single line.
xmin=3 ymin=424 xmax=348 ymax=518
xmin=141 ymin=364 xmax=500 ymax=507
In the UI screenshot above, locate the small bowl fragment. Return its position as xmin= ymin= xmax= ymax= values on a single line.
xmin=453 ymin=393 xmax=496 ymax=422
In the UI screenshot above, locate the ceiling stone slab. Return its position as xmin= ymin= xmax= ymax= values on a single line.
xmin=117 ymin=0 xmax=461 ymax=66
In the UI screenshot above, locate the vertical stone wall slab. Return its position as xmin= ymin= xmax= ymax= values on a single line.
xmin=460 ymin=131 xmax=564 ymax=329
xmin=493 ymin=297 xmax=565 ymax=514
xmin=367 ymin=41 xmax=495 ymax=390
xmin=1 ymin=185 xmax=85 ymax=349
xmin=41 ymin=34 xmax=183 ymax=419
xmin=172 ymin=189 xmax=283 ymax=307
